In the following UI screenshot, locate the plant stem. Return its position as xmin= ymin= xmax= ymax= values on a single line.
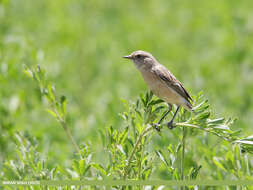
xmin=60 ymin=120 xmax=82 ymax=156
xmin=124 ymin=124 xmax=153 ymax=179
xmin=55 ymin=109 xmax=82 ymax=159
xmin=181 ymin=126 xmax=186 ymax=190
xmin=171 ymin=122 xmax=233 ymax=143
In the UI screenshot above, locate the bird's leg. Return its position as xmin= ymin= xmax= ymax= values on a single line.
xmin=158 ymin=104 xmax=172 ymax=124
xmin=167 ymin=106 xmax=180 ymax=129
xmin=153 ymin=104 xmax=172 ymax=131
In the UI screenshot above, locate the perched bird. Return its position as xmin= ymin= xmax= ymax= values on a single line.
xmin=123 ymin=50 xmax=192 ymax=130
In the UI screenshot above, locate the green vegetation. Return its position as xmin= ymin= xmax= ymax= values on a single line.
xmin=1 ymin=0 xmax=253 ymax=189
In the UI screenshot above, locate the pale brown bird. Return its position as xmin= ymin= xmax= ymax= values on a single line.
xmin=123 ymin=50 xmax=192 ymax=130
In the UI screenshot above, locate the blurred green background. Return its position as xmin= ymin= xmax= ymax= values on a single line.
xmin=1 ymin=0 xmax=253 ymax=169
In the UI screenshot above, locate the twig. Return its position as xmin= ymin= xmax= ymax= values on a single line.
xmin=55 ymin=109 xmax=83 ymax=159
xmin=171 ymin=122 xmax=233 ymax=143
xmin=60 ymin=120 xmax=82 ymax=156
xmin=123 ymin=124 xmax=153 ymax=179
xmin=181 ymin=126 xmax=186 ymax=190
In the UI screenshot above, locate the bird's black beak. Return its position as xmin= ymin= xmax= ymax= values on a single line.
xmin=122 ymin=55 xmax=132 ymax=59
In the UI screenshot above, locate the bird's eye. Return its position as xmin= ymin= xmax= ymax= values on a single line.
xmin=136 ymin=54 xmax=141 ymax=58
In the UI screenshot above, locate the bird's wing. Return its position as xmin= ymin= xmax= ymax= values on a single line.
xmin=152 ymin=65 xmax=192 ymax=102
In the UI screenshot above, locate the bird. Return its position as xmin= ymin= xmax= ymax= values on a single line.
xmin=123 ymin=50 xmax=192 ymax=130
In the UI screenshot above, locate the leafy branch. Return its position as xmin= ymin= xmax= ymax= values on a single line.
xmin=123 ymin=124 xmax=153 ymax=179
xmin=120 ymin=91 xmax=253 ymax=181
xmin=153 ymin=92 xmax=253 ymax=152
xmin=24 ymin=64 xmax=82 ymax=158
xmin=22 ymin=65 xmax=253 ymax=185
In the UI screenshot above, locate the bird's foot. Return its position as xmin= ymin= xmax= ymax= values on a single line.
xmin=152 ymin=123 xmax=161 ymax=132
xmin=167 ymin=121 xmax=176 ymax=129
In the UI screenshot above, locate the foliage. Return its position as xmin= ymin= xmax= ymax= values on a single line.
xmin=1 ymin=65 xmax=253 ymax=189
xmin=1 ymin=0 xmax=253 ymax=189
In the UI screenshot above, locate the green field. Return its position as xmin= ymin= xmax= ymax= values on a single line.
xmin=1 ymin=0 xmax=253 ymax=189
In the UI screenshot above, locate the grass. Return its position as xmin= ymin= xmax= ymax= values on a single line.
xmin=1 ymin=0 xmax=253 ymax=189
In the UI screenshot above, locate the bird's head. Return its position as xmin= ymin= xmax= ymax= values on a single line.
xmin=123 ymin=50 xmax=157 ymax=70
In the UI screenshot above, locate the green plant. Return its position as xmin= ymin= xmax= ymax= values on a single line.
xmin=2 ymin=65 xmax=252 ymax=190
xmin=2 ymin=0 xmax=253 ymax=189
xmin=24 ymin=65 xmax=81 ymax=157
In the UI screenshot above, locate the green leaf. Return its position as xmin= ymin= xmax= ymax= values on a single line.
xmin=23 ymin=67 xmax=34 ymax=78
xmin=239 ymin=135 xmax=253 ymax=141
xmin=193 ymin=111 xmax=210 ymax=122
xmin=155 ymin=150 xmax=169 ymax=167
xmin=148 ymin=99 xmax=164 ymax=106
xmin=167 ymin=144 xmax=174 ymax=153
xmin=37 ymin=64 xmax=42 ymax=73
xmin=207 ymin=118 xmax=225 ymax=125
xmin=92 ymin=164 xmax=107 ymax=176
xmin=118 ymin=127 xmax=128 ymax=144
xmin=135 ymin=109 xmax=142 ymax=118
xmin=50 ymin=167 xmax=57 ymax=179
xmin=235 ymin=140 xmax=253 ymax=145
xmin=66 ymin=168 xmax=79 ymax=179
xmin=47 ymin=83 xmax=56 ymax=103
xmin=153 ymin=105 xmax=165 ymax=114
xmin=173 ymin=168 xmax=179 ymax=180
xmin=36 ymin=161 xmax=42 ymax=173
xmin=225 ymin=151 xmax=234 ymax=163
xmin=213 ymin=125 xmax=230 ymax=130
xmin=175 ymin=143 xmax=182 ymax=153
xmin=35 ymin=64 xmax=45 ymax=82
xmin=189 ymin=165 xmax=202 ymax=179
xmin=142 ymin=167 xmax=152 ymax=179
xmin=193 ymin=99 xmax=208 ymax=111
xmin=72 ymin=160 xmax=79 ymax=174
xmin=199 ymin=111 xmax=210 ymax=120
xmin=140 ymin=93 xmax=146 ymax=107
xmin=116 ymin=144 xmax=126 ymax=155
xmin=213 ymin=157 xmax=226 ymax=171
xmin=46 ymin=109 xmax=58 ymax=119
xmin=83 ymin=165 xmax=91 ymax=176
xmin=146 ymin=91 xmax=153 ymax=104
xmin=79 ymin=159 xmax=85 ymax=175
xmin=60 ymin=95 xmax=67 ymax=116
